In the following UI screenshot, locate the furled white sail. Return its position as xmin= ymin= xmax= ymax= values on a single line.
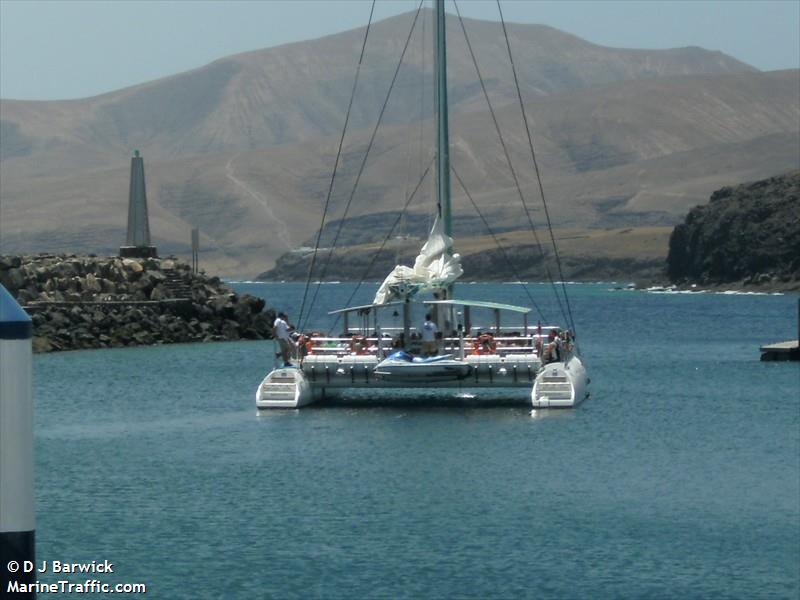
xmin=374 ymin=216 xmax=463 ymax=304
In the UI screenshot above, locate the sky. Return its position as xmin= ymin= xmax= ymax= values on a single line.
xmin=1 ymin=0 xmax=798 ymax=101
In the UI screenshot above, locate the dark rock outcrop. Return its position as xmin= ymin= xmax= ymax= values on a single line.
xmin=667 ymin=171 xmax=800 ymax=289
xmin=0 ymin=254 xmax=275 ymax=352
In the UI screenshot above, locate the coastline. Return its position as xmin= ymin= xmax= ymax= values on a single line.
xmin=632 ymin=278 xmax=800 ymax=295
xmin=256 ymin=275 xmax=800 ymax=295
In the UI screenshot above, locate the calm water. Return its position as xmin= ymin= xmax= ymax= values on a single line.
xmin=33 ymin=283 xmax=799 ymax=599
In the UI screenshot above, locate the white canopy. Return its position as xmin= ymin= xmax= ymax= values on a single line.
xmin=373 ymin=216 xmax=463 ymax=304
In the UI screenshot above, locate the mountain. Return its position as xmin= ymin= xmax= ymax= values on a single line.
xmin=667 ymin=171 xmax=800 ymax=288
xmin=0 ymin=10 xmax=754 ymax=173
xmin=1 ymin=9 xmax=796 ymax=277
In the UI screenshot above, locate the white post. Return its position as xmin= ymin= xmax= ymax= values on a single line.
xmin=0 ymin=284 xmax=35 ymax=598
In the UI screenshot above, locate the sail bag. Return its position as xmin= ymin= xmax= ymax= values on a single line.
xmin=374 ymin=216 xmax=463 ymax=304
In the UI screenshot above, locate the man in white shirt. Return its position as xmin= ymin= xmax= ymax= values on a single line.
xmin=273 ymin=312 xmax=295 ymax=367
xmin=421 ymin=313 xmax=438 ymax=357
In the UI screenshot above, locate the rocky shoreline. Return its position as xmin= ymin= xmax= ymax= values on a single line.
xmin=667 ymin=171 xmax=800 ymax=291
xmin=0 ymin=254 xmax=275 ymax=353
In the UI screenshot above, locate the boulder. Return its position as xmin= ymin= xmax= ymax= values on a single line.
xmin=5 ymin=267 xmax=26 ymax=291
xmin=150 ymin=285 xmax=167 ymax=301
xmin=32 ymin=337 xmax=54 ymax=353
xmin=53 ymin=261 xmax=77 ymax=279
xmin=0 ymin=256 xmax=20 ymax=270
xmin=122 ymin=258 xmax=143 ymax=273
xmin=143 ymin=258 xmax=161 ymax=270
xmin=16 ymin=289 xmax=36 ymax=304
xmin=84 ymin=273 xmax=102 ymax=294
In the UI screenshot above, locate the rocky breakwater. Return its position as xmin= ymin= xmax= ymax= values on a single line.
xmin=667 ymin=171 xmax=800 ymax=291
xmin=0 ymin=254 xmax=275 ymax=352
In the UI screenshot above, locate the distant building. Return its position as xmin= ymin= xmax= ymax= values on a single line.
xmin=119 ymin=150 xmax=158 ymax=258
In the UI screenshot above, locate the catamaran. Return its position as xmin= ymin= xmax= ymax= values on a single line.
xmin=256 ymin=0 xmax=589 ymax=409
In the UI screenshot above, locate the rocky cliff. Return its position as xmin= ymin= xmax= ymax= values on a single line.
xmin=0 ymin=254 xmax=275 ymax=352
xmin=667 ymin=171 xmax=800 ymax=289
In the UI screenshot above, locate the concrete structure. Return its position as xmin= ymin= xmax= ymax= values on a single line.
xmin=760 ymin=299 xmax=800 ymax=361
xmin=120 ymin=150 xmax=158 ymax=258
xmin=759 ymin=340 xmax=799 ymax=361
xmin=0 ymin=284 xmax=35 ymax=598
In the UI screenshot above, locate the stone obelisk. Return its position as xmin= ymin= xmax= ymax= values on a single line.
xmin=119 ymin=150 xmax=158 ymax=258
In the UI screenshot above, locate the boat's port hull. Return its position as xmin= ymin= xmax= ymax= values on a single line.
xmin=531 ymin=355 xmax=589 ymax=408
xmin=256 ymin=368 xmax=315 ymax=409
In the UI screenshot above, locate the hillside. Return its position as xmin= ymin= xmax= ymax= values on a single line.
xmin=1 ymin=10 xmax=797 ymax=278
xmin=261 ymin=226 xmax=673 ymax=282
xmin=667 ymin=171 xmax=800 ymax=289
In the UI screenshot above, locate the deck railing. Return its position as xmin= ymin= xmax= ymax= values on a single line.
xmin=297 ymin=328 xmax=564 ymax=359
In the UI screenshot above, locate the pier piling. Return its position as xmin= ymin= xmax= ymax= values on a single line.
xmin=0 ymin=284 xmax=35 ymax=598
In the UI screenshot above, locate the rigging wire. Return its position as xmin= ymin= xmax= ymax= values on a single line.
xmin=419 ymin=8 xmax=431 ymax=236
xmin=327 ymin=159 xmax=434 ymax=336
xmin=301 ymin=0 xmax=425 ymax=330
xmin=496 ymin=0 xmax=578 ymax=338
xmin=398 ymin=8 xmax=424 ymax=264
xmin=297 ymin=0 xmax=376 ymax=330
xmin=452 ymin=165 xmax=549 ymax=323
xmin=452 ymin=0 xmax=570 ymax=330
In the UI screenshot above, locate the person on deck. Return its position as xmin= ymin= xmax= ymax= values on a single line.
xmin=421 ymin=313 xmax=439 ymax=357
xmin=544 ymin=329 xmax=561 ymax=363
xmin=273 ymin=312 xmax=295 ymax=367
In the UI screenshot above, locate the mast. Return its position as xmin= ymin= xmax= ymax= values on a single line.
xmin=434 ymin=0 xmax=451 ymax=238
xmin=434 ymin=0 xmax=453 ymax=299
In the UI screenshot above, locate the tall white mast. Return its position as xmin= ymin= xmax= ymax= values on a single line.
xmin=434 ymin=0 xmax=453 ymax=298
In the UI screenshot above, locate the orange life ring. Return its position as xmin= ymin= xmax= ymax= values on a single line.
xmin=349 ymin=335 xmax=368 ymax=355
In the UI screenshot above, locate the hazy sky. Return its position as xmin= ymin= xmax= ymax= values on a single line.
xmin=1 ymin=0 xmax=798 ymax=100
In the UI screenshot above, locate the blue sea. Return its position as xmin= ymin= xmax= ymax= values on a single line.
xmin=33 ymin=283 xmax=799 ymax=599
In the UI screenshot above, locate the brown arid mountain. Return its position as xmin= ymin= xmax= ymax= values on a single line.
xmin=1 ymin=9 xmax=798 ymax=278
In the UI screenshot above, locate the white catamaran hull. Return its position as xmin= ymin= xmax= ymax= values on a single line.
xmin=531 ymin=355 xmax=589 ymax=408
xmin=255 ymin=353 xmax=590 ymax=409
xmin=256 ymin=367 xmax=314 ymax=409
